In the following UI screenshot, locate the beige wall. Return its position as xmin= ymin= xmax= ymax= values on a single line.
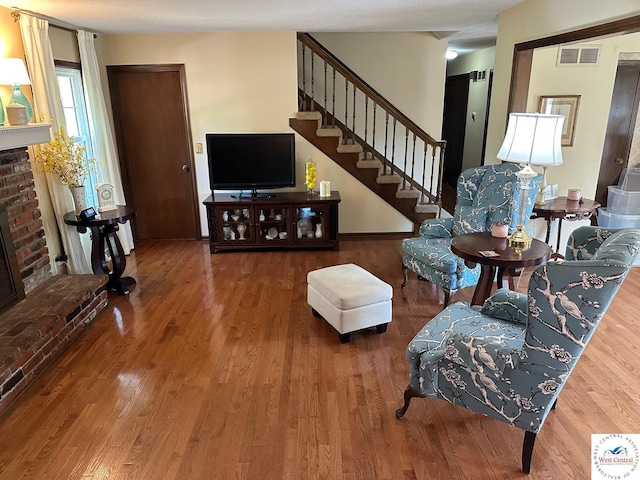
xmin=446 ymin=46 xmax=496 ymax=171
xmin=0 ymin=8 xmax=26 ymax=111
xmin=97 ymin=31 xmax=421 ymax=235
xmin=311 ymin=32 xmax=447 ymax=137
xmin=486 ymin=0 xmax=640 ymax=250
xmin=527 ymin=32 xmax=640 ymax=197
xmin=487 ymin=0 xmax=640 ymax=195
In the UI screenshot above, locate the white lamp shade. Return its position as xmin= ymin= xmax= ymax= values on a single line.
xmin=497 ymin=113 xmax=564 ymax=167
xmin=0 ymin=58 xmax=32 ymax=85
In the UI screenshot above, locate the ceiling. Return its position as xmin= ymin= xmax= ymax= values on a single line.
xmin=0 ymin=0 xmax=524 ymax=53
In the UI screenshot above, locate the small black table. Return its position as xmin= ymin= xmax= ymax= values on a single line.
xmin=64 ymin=205 xmax=136 ymax=295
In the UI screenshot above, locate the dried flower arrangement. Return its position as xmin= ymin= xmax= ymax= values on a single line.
xmin=39 ymin=126 xmax=95 ymax=188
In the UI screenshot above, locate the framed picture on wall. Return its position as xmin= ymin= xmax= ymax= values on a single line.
xmin=538 ymin=95 xmax=581 ymax=146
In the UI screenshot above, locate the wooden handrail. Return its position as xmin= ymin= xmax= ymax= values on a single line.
xmin=298 ymin=33 xmax=445 ymax=150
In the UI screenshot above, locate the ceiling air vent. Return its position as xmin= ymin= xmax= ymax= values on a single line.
xmin=557 ymin=45 xmax=600 ymax=66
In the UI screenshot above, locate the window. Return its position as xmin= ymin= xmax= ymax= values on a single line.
xmin=55 ymin=65 xmax=104 ymax=208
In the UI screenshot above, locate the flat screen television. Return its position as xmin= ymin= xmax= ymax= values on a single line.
xmin=206 ymin=133 xmax=296 ymax=197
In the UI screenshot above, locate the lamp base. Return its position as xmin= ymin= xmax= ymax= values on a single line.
xmin=9 ymin=85 xmax=33 ymax=123
xmin=508 ymin=225 xmax=532 ymax=255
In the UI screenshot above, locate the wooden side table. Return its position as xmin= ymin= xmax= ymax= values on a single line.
xmin=64 ymin=205 xmax=136 ymax=295
xmin=451 ymin=231 xmax=551 ymax=306
xmin=532 ymin=196 xmax=600 ymax=257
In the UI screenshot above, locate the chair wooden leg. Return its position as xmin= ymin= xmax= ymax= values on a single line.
xmin=395 ymin=386 xmax=422 ymax=419
xmin=401 ymin=265 xmax=408 ymax=288
xmin=443 ymin=288 xmax=451 ymax=307
xmin=522 ymin=431 xmax=537 ymax=474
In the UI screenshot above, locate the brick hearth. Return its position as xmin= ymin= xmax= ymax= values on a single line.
xmin=0 ymin=275 xmax=107 ymax=413
xmin=0 ymin=137 xmax=108 ymax=416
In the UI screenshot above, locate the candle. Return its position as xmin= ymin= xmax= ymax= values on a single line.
xmin=567 ymin=189 xmax=581 ymax=201
xmin=319 ymin=180 xmax=331 ymax=197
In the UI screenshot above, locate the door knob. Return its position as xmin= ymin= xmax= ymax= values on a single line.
xmin=615 ymin=157 xmax=624 ymax=165
xmin=182 ymin=164 xmax=190 ymax=171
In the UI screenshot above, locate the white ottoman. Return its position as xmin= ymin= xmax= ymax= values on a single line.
xmin=307 ymin=263 xmax=393 ymax=343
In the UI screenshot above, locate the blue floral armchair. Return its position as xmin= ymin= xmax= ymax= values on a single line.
xmin=396 ymin=226 xmax=640 ymax=473
xmin=401 ymin=164 xmax=541 ymax=306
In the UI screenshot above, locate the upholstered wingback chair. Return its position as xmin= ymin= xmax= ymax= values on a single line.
xmin=396 ymin=226 xmax=640 ymax=473
xmin=401 ymin=164 xmax=541 ymax=306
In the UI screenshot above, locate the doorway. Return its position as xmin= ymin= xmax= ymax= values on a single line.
xmin=107 ymin=64 xmax=200 ymax=240
xmin=442 ymin=73 xmax=471 ymax=187
xmin=595 ymin=62 xmax=640 ymax=206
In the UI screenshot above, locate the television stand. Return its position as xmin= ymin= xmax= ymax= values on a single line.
xmin=203 ymin=191 xmax=340 ymax=253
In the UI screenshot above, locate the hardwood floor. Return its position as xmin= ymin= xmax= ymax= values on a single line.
xmin=0 ymin=237 xmax=638 ymax=479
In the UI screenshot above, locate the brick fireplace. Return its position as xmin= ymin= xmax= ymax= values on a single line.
xmin=0 ymin=125 xmax=109 ymax=415
xmin=0 ymin=145 xmax=51 ymax=297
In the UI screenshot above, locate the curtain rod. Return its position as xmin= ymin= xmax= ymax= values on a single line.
xmin=11 ymin=9 xmax=98 ymax=38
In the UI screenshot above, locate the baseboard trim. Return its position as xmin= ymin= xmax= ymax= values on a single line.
xmin=339 ymin=232 xmax=412 ymax=240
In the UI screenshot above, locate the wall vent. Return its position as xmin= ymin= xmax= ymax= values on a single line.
xmin=557 ymin=45 xmax=600 ymax=66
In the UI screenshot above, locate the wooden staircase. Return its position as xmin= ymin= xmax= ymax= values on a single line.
xmin=294 ymin=33 xmax=446 ymax=230
xmin=290 ymin=111 xmax=439 ymax=228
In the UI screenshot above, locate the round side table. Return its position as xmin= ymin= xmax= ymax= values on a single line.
xmin=451 ymin=231 xmax=551 ymax=306
xmin=64 ymin=205 xmax=136 ymax=295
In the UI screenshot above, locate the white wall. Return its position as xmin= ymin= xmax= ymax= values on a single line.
xmin=96 ymin=31 xmax=443 ymax=235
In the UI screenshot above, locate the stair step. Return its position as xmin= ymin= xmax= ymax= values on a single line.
xmin=396 ymin=188 xmax=421 ymax=199
xmin=296 ymin=111 xmax=322 ymax=121
xmin=357 ymin=159 xmax=382 ymax=169
xmin=316 ymin=126 xmax=342 ymax=138
xmin=337 ymin=143 xmax=363 ymax=154
xmin=358 ymin=151 xmax=376 ymax=161
xmin=415 ymin=202 xmax=440 ymax=214
xmin=376 ymin=174 xmax=402 ymax=184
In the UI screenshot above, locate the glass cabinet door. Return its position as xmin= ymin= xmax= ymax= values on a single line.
xmin=219 ymin=207 xmax=252 ymax=243
xmin=257 ymin=206 xmax=290 ymax=244
xmin=295 ymin=205 xmax=326 ymax=241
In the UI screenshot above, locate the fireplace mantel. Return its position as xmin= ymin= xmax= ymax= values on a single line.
xmin=0 ymin=124 xmax=51 ymax=151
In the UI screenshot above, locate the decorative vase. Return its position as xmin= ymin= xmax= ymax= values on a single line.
xmin=315 ymin=223 xmax=323 ymax=238
xmin=305 ymin=156 xmax=317 ymax=193
xmin=237 ymin=223 xmax=247 ymax=240
xmin=70 ymin=186 xmax=87 ymax=215
xmin=259 ymin=210 xmax=266 ymax=221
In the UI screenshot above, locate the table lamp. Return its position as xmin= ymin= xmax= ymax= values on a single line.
xmin=0 ymin=58 xmax=34 ymax=123
xmin=497 ymin=113 xmax=564 ymax=252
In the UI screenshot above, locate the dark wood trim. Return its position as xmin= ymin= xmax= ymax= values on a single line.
xmin=508 ymin=49 xmax=533 ymax=115
xmin=54 ymin=60 xmax=81 ymax=70
xmin=515 ymin=14 xmax=640 ymax=53
xmin=480 ymin=69 xmax=494 ymax=165
xmin=508 ymin=14 xmax=640 ymax=113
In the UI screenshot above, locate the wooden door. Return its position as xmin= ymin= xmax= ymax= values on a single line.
xmin=107 ymin=65 xmax=199 ymax=239
xmin=595 ymin=62 xmax=640 ymax=206
xmin=442 ymin=73 xmax=470 ymax=186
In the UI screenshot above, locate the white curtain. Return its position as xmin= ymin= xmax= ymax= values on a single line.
xmin=77 ymin=30 xmax=134 ymax=254
xmin=19 ymin=14 xmax=91 ymax=274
